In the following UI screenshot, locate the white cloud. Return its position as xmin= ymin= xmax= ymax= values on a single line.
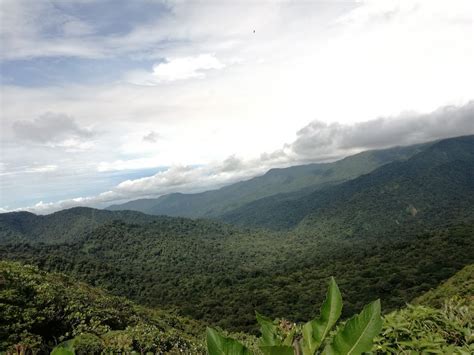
xmin=152 ymin=54 xmax=224 ymax=82
xmin=28 ymin=165 xmax=58 ymax=173
xmin=125 ymin=54 xmax=225 ymax=85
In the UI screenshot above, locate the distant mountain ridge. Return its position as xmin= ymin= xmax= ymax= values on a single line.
xmin=0 ymin=206 xmax=228 ymax=244
xmin=221 ymin=135 xmax=474 ymax=230
xmin=107 ymin=142 xmax=429 ymax=218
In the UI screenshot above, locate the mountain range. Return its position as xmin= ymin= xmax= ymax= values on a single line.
xmin=107 ymin=142 xmax=429 ymax=218
xmin=1 ymin=135 xmax=473 ymax=353
xmin=2 ymin=135 xmax=474 ymax=327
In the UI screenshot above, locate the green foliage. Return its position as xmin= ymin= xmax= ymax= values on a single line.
xmin=373 ymin=265 xmax=474 ymax=354
xmin=71 ymin=333 xmax=102 ymax=354
xmin=0 ymin=260 xmax=205 ymax=354
xmin=374 ymin=298 xmax=473 ymax=353
xmin=207 ymin=327 xmax=253 ymax=355
xmin=51 ymin=340 xmax=75 ymax=355
xmin=259 ymin=345 xmax=294 ymax=355
xmin=302 ymin=277 xmax=342 ymax=354
xmin=208 ymin=278 xmax=382 ymax=355
xmin=256 ymin=312 xmax=284 ymax=347
xmin=325 ymin=300 xmax=382 ymax=354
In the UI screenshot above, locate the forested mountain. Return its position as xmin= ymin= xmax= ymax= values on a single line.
xmin=222 ymin=135 xmax=474 ymax=230
xmin=1 ymin=135 xmax=473 ymax=347
xmin=0 ymin=206 xmax=231 ymax=244
xmin=107 ymin=143 xmax=427 ymax=218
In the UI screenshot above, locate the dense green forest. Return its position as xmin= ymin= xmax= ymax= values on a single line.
xmin=1 ymin=261 xmax=472 ymax=354
xmin=1 ymin=215 xmax=473 ymax=333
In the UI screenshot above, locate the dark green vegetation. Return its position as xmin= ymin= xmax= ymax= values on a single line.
xmin=0 ymin=207 xmax=173 ymax=244
xmin=3 ymin=261 xmax=471 ymax=354
xmin=107 ymin=143 xmax=427 ymax=218
xmin=1 ymin=210 xmax=473 ymax=333
xmin=0 ymin=260 xmax=205 ymax=354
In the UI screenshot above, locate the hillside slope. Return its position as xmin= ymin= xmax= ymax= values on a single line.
xmin=374 ymin=264 xmax=474 ymax=353
xmin=222 ymin=135 xmax=474 ymax=231
xmin=107 ymin=143 xmax=426 ymax=218
xmin=0 ymin=260 xmax=205 ymax=354
xmin=0 ymin=206 xmax=233 ymax=244
xmin=413 ymin=264 xmax=474 ymax=308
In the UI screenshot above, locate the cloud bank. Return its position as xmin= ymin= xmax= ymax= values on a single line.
xmin=13 ymin=112 xmax=94 ymax=144
xmin=291 ymin=102 xmax=474 ymax=160
xmin=6 ymin=101 xmax=473 ymax=214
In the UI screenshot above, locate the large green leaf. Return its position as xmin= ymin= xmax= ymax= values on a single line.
xmin=207 ymin=327 xmax=253 ymax=355
xmin=324 ymin=299 xmax=382 ymax=355
xmin=51 ymin=340 xmax=75 ymax=355
xmin=256 ymin=312 xmax=281 ymax=346
xmin=302 ymin=277 xmax=342 ymax=355
xmin=260 ymin=345 xmax=295 ymax=355
xmin=282 ymin=327 xmax=296 ymax=347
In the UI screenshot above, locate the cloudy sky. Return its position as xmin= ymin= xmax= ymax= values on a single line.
xmin=1 ymin=0 xmax=473 ymax=213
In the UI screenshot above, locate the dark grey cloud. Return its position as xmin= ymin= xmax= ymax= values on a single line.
xmin=12 ymin=112 xmax=94 ymax=144
xmin=142 ymin=131 xmax=161 ymax=143
xmin=290 ymin=101 xmax=474 ymax=160
xmin=220 ymin=155 xmax=244 ymax=172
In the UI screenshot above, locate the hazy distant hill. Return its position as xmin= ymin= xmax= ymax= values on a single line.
xmin=0 ymin=206 xmax=214 ymax=244
xmin=222 ymin=135 xmax=474 ymax=230
xmin=107 ymin=143 xmax=428 ymax=218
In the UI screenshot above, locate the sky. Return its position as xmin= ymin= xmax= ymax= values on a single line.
xmin=0 ymin=0 xmax=473 ymax=214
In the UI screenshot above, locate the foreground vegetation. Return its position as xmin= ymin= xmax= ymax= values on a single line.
xmin=1 ymin=261 xmax=472 ymax=354
xmin=0 ymin=260 xmax=205 ymax=354
xmin=207 ymin=278 xmax=382 ymax=355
